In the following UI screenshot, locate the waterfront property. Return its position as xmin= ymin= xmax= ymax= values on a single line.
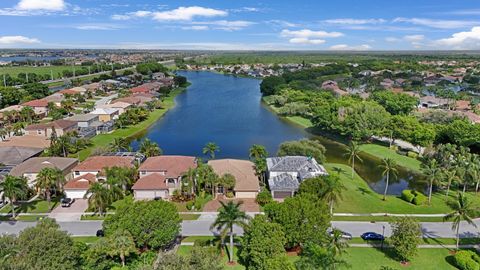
xmin=10 ymin=157 xmax=78 ymax=187
xmin=208 ymin=159 xmax=260 ymax=199
xmin=25 ymin=119 xmax=78 ymax=137
xmin=266 ymin=156 xmax=327 ymax=199
xmin=133 ymin=155 xmax=197 ymax=200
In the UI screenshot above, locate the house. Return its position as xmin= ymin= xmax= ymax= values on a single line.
xmin=42 ymin=93 xmax=65 ymax=107
xmin=418 ymin=96 xmax=450 ymax=109
xmin=64 ymin=173 xmax=96 ymax=199
xmin=25 ymin=120 xmax=77 ymax=137
xmin=208 ymin=159 xmax=260 ymax=199
xmin=0 ymin=135 xmax=51 ymax=149
xmin=152 ymin=72 xmax=166 ymax=80
xmin=0 ymin=105 xmax=23 ymax=120
xmin=133 ymin=156 xmax=197 ymax=200
xmin=130 ymin=82 xmax=161 ymax=95
xmin=10 ymin=157 xmax=78 ymax=187
xmin=266 ymin=156 xmax=328 ymax=199
xmin=90 ymin=121 xmax=115 ymax=134
xmin=89 ymin=108 xmax=119 ymax=122
xmin=72 ymin=156 xmax=136 ymax=178
xmin=0 ymin=146 xmax=43 ymax=166
xmin=22 ymin=99 xmax=49 ymax=117
xmin=98 ymin=102 xmax=131 ymax=115
xmin=113 ymin=96 xmax=142 ymax=106
xmin=67 ymin=114 xmax=99 ymax=128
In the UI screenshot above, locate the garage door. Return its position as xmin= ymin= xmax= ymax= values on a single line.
xmin=273 ymin=191 xmax=293 ymax=199
xmin=65 ymin=190 xmax=87 ymax=199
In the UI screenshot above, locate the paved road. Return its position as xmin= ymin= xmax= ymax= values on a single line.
xmin=1 ymin=218 xmax=480 ymax=238
xmin=95 ymin=93 xmax=118 ymax=106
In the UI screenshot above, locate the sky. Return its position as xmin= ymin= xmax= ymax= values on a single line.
xmin=0 ymin=0 xmax=480 ymax=50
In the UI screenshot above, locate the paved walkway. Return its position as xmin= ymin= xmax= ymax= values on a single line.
xmin=203 ymin=197 xmax=260 ymax=212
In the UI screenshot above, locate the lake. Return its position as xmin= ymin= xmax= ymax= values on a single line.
xmin=133 ymin=71 xmax=424 ymax=195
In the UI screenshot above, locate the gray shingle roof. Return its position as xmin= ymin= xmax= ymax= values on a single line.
xmin=268 ymin=173 xmax=299 ymax=191
xmin=266 ymin=156 xmax=324 ymax=173
xmin=0 ymin=146 xmax=43 ymax=166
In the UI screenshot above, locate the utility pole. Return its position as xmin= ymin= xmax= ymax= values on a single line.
xmin=26 ymin=73 xmax=28 ymax=83
xmin=3 ymin=74 xmax=6 ymax=87
xmin=88 ymin=66 xmax=91 ymax=75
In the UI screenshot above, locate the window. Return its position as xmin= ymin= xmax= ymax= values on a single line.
xmin=75 ymin=171 xmax=80 ymax=176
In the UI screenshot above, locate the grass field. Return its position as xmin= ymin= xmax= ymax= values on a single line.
xmin=0 ymin=65 xmax=81 ymax=77
xmin=359 ymin=143 xmax=422 ymax=172
xmin=75 ymin=87 xmax=185 ymax=160
xmin=332 ymin=215 xmax=446 ymax=222
xmin=0 ymin=198 xmax=60 ymax=214
xmin=326 ymin=163 xmax=479 ymax=215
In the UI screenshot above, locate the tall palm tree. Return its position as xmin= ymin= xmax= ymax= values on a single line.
xmin=53 ymin=135 xmax=71 ymax=157
xmin=0 ymin=176 xmax=28 ymax=218
xmin=253 ymin=158 xmax=267 ymax=184
xmin=469 ymin=155 xmax=480 ymax=193
xmin=380 ymin=158 xmax=398 ymax=201
xmin=344 ymin=141 xmax=363 ymax=179
xmin=249 ymin=144 xmax=268 ymax=160
xmin=109 ymin=138 xmax=131 ymax=152
xmin=220 ymin=173 xmax=236 ymax=194
xmin=36 ymin=168 xmax=63 ymax=210
xmin=182 ymin=167 xmax=197 ymax=195
xmin=327 ymin=228 xmax=349 ymax=256
xmin=210 ymin=201 xmax=249 ymax=263
xmin=19 ymin=106 xmax=35 ymax=124
xmin=139 ymin=138 xmax=162 ymax=157
xmin=441 ymin=169 xmax=458 ymax=199
xmin=84 ymin=182 xmax=111 ymax=216
xmin=106 ymin=230 xmax=137 ymax=267
xmin=105 ymin=166 xmax=136 ymax=194
xmin=422 ymin=159 xmax=440 ymax=204
xmin=322 ymin=174 xmax=346 ymax=214
xmin=203 ymin=142 xmax=219 ymax=159
xmin=444 ymin=193 xmax=477 ymax=249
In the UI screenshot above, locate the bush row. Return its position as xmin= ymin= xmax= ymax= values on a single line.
xmin=454 ymin=250 xmax=480 ymax=270
xmin=401 ymin=190 xmax=427 ymax=205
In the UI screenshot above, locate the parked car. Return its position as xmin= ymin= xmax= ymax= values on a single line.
xmin=328 ymin=229 xmax=353 ymax=240
xmin=61 ymin=198 xmax=75 ymax=207
xmin=96 ymin=229 xmax=104 ymax=237
xmin=361 ymin=232 xmax=384 ymax=241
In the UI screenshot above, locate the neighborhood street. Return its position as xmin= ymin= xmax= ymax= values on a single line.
xmin=1 ymin=216 xmax=479 ymax=238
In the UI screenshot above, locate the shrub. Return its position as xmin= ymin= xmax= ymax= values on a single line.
xmin=256 ymin=190 xmax=273 ymax=206
xmin=225 ymin=192 xmax=234 ymax=198
xmin=401 ymin=190 xmax=415 ymax=203
xmin=407 ymin=151 xmax=419 ymax=158
xmin=411 ymin=191 xmax=427 ymax=205
xmin=194 ymin=238 xmax=211 ymax=247
xmin=194 ymin=200 xmax=202 ymax=210
xmin=186 ymin=201 xmax=194 ymax=210
xmin=454 ymin=250 xmax=480 ymax=270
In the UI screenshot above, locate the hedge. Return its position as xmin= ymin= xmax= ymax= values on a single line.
xmin=400 ymin=190 xmax=427 ymax=205
xmin=401 ymin=190 xmax=415 ymax=203
xmin=454 ymin=250 xmax=480 ymax=270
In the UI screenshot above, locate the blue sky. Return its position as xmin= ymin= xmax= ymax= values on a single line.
xmin=0 ymin=0 xmax=480 ymax=50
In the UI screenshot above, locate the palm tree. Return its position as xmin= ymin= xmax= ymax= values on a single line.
xmin=139 ymin=138 xmax=162 ymax=157
xmin=106 ymin=230 xmax=137 ymax=267
xmin=322 ymin=174 xmax=346 ymax=214
xmin=327 ymin=228 xmax=349 ymax=256
xmin=53 ymin=135 xmax=71 ymax=157
xmin=203 ymin=142 xmax=219 ymax=159
xmin=210 ymin=201 xmax=249 ymax=263
xmin=249 ymin=144 xmax=268 ymax=160
xmin=422 ymin=159 xmax=440 ymax=204
xmin=84 ymin=182 xmax=111 ymax=216
xmin=19 ymin=106 xmax=35 ymax=124
xmin=36 ymin=168 xmax=63 ymax=210
xmin=105 ymin=166 xmax=136 ymax=194
xmin=109 ymin=138 xmax=131 ymax=152
xmin=444 ymin=193 xmax=477 ymax=249
xmin=0 ymin=176 xmax=28 ymax=218
xmin=344 ymin=141 xmax=363 ymax=179
xmin=253 ymin=158 xmax=267 ymax=184
xmin=182 ymin=167 xmax=197 ymax=195
xmin=220 ymin=173 xmax=236 ymax=194
xmin=380 ymin=158 xmax=398 ymax=201
xmin=441 ymin=169 xmax=458 ymax=199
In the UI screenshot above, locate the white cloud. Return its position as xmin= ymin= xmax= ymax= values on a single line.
xmin=111 ymin=10 xmax=152 ymax=20
xmin=433 ymin=26 xmax=480 ymax=49
xmin=323 ymin=18 xmax=386 ymax=25
xmin=329 ymin=44 xmax=371 ymax=51
xmin=403 ymin=34 xmax=425 ymax=42
xmin=281 ymin=29 xmax=343 ymax=39
xmin=289 ymin=38 xmax=325 ymax=45
xmin=385 ymin=37 xmax=400 ymax=42
xmin=0 ymin=35 xmax=40 ymax=44
xmin=74 ymin=23 xmax=123 ymax=31
xmin=393 ymin=17 xmax=480 ymax=29
xmin=191 ymin=20 xmax=255 ymax=31
xmin=181 ymin=25 xmax=209 ymax=31
xmin=16 ymin=0 xmax=65 ymax=11
xmin=281 ymin=29 xmax=342 ymax=45
xmin=265 ymin=20 xmax=301 ymax=28
xmin=152 ymin=6 xmax=227 ymax=21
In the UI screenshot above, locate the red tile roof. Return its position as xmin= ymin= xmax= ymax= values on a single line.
xmin=139 ymin=156 xmax=196 ymax=178
xmin=74 ymin=156 xmax=135 ymax=172
xmin=22 ymin=99 xmax=49 ymax=107
xmin=64 ymin=173 xmax=96 ymax=189
xmin=58 ymin=89 xmax=78 ymax=95
xmin=132 ymin=173 xmax=168 ymax=190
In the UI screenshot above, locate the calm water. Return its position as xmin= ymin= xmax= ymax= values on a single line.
xmin=133 ymin=71 xmax=424 ymax=195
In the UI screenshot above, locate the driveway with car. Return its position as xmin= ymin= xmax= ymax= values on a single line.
xmin=48 ymin=199 xmax=88 ymax=222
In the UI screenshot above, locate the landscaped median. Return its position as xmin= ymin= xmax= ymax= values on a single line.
xmin=75 ymin=87 xmax=187 ymax=160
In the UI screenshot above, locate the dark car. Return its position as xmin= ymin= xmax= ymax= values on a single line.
xmin=361 ymin=232 xmax=384 ymax=241
xmin=96 ymin=229 xmax=104 ymax=237
xmin=60 ymin=198 xmax=75 ymax=207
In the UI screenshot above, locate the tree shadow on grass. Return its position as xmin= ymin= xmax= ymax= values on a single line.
xmin=357 ymin=187 xmax=372 ymax=195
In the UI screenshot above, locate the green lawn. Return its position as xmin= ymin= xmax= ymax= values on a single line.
xmin=180 ymin=214 xmax=200 ymax=220
xmin=0 ymin=65 xmax=81 ymax=77
xmin=359 ymin=143 xmax=422 ymax=172
xmin=343 ymin=247 xmax=455 ymax=269
xmin=327 ymin=163 xmax=455 ymax=214
xmin=72 ymin=236 xmax=100 ymax=245
xmin=332 ymin=215 xmax=446 ymax=222
xmin=349 ymin=237 xmax=480 ymax=246
xmin=285 ymin=116 xmax=313 ymax=128
xmin=75 ymin=87 xmax=185 ymax=160
xmin=0 ymin=198 xmax=60 ymax=214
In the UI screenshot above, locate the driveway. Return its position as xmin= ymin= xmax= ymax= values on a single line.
xmin=48 ymin=199 xmax=88 ymax=222
xmin=203 ymin=197 xmax=260 ymax=212
xmin=94 ymin=93 xmax=118 ymax=107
